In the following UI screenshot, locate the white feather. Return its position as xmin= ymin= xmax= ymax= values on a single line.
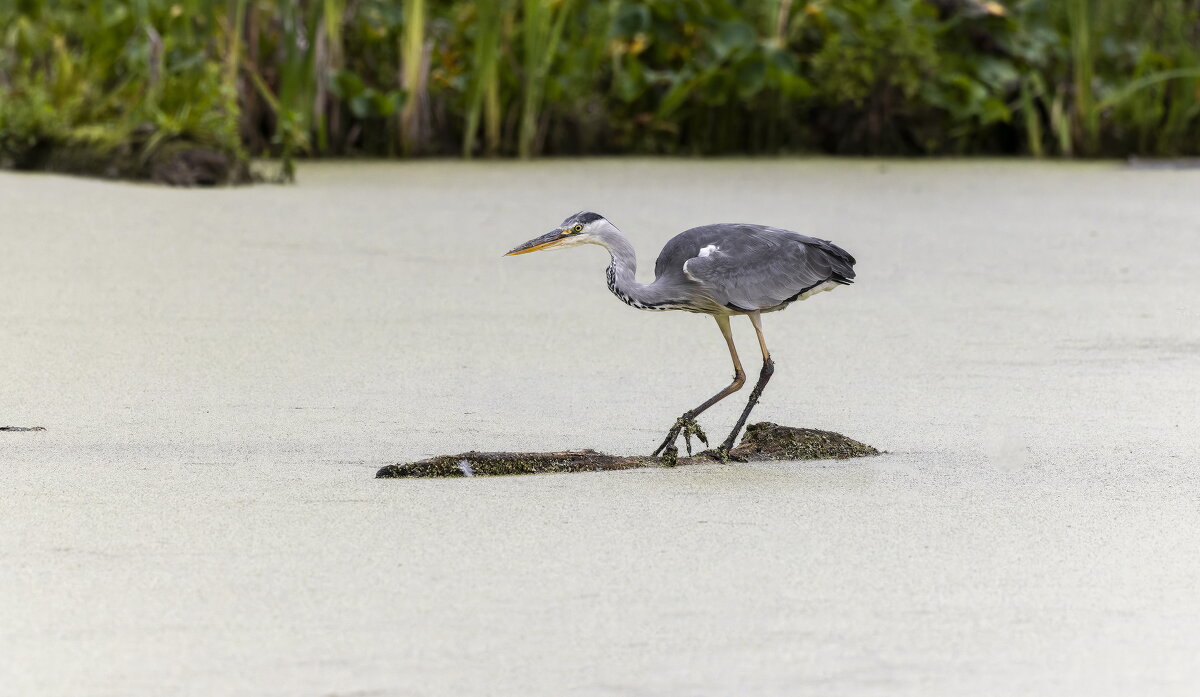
xmin=797 ymin=280 xmax=839 ymax=300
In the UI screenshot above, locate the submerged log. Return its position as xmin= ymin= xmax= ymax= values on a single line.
xmin=376 ymin=422 xmax=879 ymax=478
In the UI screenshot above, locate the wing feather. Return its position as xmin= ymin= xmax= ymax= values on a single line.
xmin=658 ymin=224 xmax=855 ymax=312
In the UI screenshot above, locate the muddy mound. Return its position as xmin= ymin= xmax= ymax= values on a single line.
xmin=376 ymin=422 xmax=878 ymax=478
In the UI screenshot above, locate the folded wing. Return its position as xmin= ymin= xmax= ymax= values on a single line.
xmin=666 ymin=224 xmax=856 ymax=312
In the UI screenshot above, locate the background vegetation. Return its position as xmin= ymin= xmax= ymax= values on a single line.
xmin=3 ymin=0 xmax=1200 ymax=181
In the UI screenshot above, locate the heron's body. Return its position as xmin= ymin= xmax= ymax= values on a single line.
xmin=505 ymin=212 xmax=857 ymax=460
xmin=604 ymin=223 xmax=855 ymax=315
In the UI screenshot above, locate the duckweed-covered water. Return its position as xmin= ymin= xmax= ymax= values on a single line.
xmin=3 ymin=160 xmax=1199 ymax=697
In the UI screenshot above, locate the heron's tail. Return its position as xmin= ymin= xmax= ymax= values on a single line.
xmin=816 ymin=238 xmax=856 ymax=284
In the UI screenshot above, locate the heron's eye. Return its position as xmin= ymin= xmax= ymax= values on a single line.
xmin=572 ymin=224 xmax=584 ymax=233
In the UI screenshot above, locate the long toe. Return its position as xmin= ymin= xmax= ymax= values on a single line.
xmin=653 ymin=431 xmax=676 ymax=457
xmin=681 ymin=418 xmax=708 ymax=456
xmin=653 ymin=414 xmax=694 ymax=457
xmin=653 ymin=427 xmax=681 ymax=457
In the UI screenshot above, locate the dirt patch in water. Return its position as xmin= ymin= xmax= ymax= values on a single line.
xmin=376 ymin=422 xmax=879 ymax=478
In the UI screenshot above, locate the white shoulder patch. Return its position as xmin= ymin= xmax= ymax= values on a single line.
xmin=698 ymin=244 xmax=718 ymax=257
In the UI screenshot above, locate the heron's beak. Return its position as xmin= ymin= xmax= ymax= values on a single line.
xmin=504 ymin=230 xmax=566 ymax=256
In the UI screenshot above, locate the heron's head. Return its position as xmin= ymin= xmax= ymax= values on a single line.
xmin=503 ymin=211 xmax=611 ymax=256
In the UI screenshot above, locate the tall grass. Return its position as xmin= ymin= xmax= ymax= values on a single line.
xmin=517 ymin=0 xmax=575 ymax=158
xmin=462 ymin=0 xmax=506 ymax=157
xmin=319 ymin=0 xmax=346 ymax=150
xmin=1065 ymin=0 xmax=1096 ymax=155
xmin=4 ymin=0 xmax=1200 ymax=177
xmin=399 ymin=0 xmax=426 ymax=155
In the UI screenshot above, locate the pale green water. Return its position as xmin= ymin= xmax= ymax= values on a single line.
xmin=2 ymin=160 xmax=1199 ymax=696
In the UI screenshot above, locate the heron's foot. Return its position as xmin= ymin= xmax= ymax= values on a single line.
xmin=661 ymin=445 xmax=679 ymax=467
xmin=680 ymin=417 xmax=708 ymax=455
xmin=704 ymin=445 xmax=747 ymax=464
xmin=652 ymin=414 xmax=708 ymax=459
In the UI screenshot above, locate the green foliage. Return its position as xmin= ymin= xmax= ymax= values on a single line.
xmin=804 ymin=0 xmax=948 ymax=151
xmin=4 ymin=0 xmax=1200 ymax=177
xmin=0 ymin=0 xmax=241 ymax=169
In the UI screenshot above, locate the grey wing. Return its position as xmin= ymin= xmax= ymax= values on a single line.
xmin=669 ymin=224 xmax=856 ymax=312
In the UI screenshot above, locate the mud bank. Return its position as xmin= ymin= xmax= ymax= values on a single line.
xmin=7 ymin=139 xmax=250 ymax=186
xmin=376 ymin=423 xmax=880 ymax=478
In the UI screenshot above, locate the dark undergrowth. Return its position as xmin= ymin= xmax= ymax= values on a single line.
xmin=3 ymin=0 xmax=1200 ymax=184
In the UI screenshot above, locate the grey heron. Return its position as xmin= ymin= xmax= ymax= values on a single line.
xmin=504 ymin=212 xmax=856 ymax=460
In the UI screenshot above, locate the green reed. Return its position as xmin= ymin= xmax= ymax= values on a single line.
xmin=3 ymin=0 xmax=1200 ymax=177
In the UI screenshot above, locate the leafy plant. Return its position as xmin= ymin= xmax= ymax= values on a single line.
xmin=4 ymin=0 xmax=1200 ymax=179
